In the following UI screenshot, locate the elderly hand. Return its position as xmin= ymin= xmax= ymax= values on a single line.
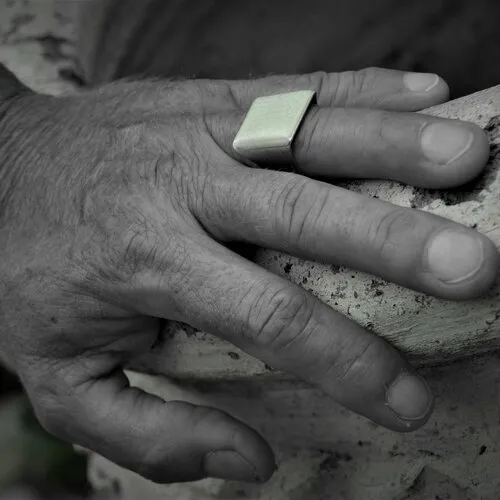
xmin=0 ymin=68 xmax=497 ymax=484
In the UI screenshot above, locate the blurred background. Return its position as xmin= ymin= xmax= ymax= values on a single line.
xmin=0 ymin=370 xmax=89 ymax=499
xmin=0 ymin=0 xmax=499 ymax=499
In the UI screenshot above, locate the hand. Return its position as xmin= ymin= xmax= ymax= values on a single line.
xmin=0 ymin=68 xmax=497 ymax=484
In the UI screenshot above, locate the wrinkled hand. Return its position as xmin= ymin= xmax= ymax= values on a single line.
xmin=0 ymin=68 xmax=497 ymax=483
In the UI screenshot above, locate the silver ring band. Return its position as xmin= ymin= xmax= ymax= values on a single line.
xmin=232 ymin=90 xmax=316 ymax=165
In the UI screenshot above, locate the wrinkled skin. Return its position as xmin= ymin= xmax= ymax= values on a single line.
xmin=0 ymin=68 xmax=498 ymax=484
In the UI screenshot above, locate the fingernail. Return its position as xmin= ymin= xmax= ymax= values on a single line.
xmin=420 ymin=122 xmax=474 ymax=164
xmin=426 ymin=230 xmax=484 ymax=284
xmin=204 ymin=451 xmax=259 ymax=482
xmin=404 ymin=73 xmax=440 ymax=92
xmin=386 ymin=372 xmax=433 ymax=421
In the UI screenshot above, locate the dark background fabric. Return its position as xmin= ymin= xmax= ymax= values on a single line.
xmin=81 ymin=0 xmax=500 ymax=98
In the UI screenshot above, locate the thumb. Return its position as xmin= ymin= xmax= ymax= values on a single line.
xmin=28 ymin=366 xmax=275 ymax=484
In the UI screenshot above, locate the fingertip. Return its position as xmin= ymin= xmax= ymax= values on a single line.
xmin=445 ymin=120 xmax=490 ymax=187
xmin=230 ymin=422 xmax=277 ymax=483
xmin=204 ymin=451 xmax=263 ymax=482
xmin=385 ymin=372 xmax=434 ymax=430
xmin=428 ymin=76 xmax=450 ymax=106
xmin=403 ymin=72 xmax=450 ymax=104
xmin=451 ymin=231 xmax=499 ymax=301
xmin=417 ymin=118 xmax=490 ymax=189
xmin=203 ymin=446 xmax=276 ymax=483
xmin=369 ymin=72 xmax=450 ymax=112
xmin=420 ymin=227 xmax=498 ymax=301
xmin=460 ymin=121 xmax=492 ymax=176
xmin=188 ymin=404 xmax=276 ymax=483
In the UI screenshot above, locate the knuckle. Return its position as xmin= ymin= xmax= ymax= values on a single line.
xmin=189 ymin=167 xmax=220 ymax=225
xmin=308 ymin=71 xmax=329 ymax=102
xmin=120 ymin=220 xmax=190 ymax=277
xmin=172 ymin=120 xmax=219 ymax=216
xmin=296 ymin=106 xmax=323 ymax=157
xmin=137 ymin=406 xmax=232 ymax=483
xmin=369 ymin=208 xmax=420 ymax=261
xmin=121 ymin=218 xmax=161 ymax=273
xmin=357 ymin=67 xmax=381 ymax=85
xmin=222 ymin=82 xmax=243 ymax=110
xmin=168 ymin=150 xmax=199 ymax=211
xmin=152 ymin=123 xmax=204 ymax=200
xmin=351 ymin=67 xmax=377 ymax=92
xmin=188 ymin=405 xmax=231 ymax=436
xmin=372 ymin=109 xmax=392 ymax=144
xmin=333 ymin=336 xmax=381 ymax=384
xmin=273 ymin=177 xmax=307 ymax=238
xmin=90 ymin=186 xmax=195 ymax=286
xmin=248 ymin=287 xmax=316 ymax=351
xmin=273 ymin=176 xmax=330 ymax=246
xmin=307 ymin=68 xmax=383 ymax=105
xmin=133 ymin=118 xmax=210 ymax=214
xmin=334 ymin=67 xmax=378 ymax=104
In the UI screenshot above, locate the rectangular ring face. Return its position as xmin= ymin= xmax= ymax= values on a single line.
xmin=232 ymin=90 xmax=316 ymax=161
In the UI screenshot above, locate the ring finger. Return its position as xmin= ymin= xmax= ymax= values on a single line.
xmin=206 ymin=106 xmax=490 ymax=188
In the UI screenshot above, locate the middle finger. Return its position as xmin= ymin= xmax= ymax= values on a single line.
xmin=195 ymin=165 xmax=498 ymax=301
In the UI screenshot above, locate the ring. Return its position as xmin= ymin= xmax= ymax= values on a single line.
xmin=232 ymin=90 xmax=316 ymax=165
